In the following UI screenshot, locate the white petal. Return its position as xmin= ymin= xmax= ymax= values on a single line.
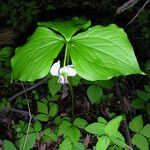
xmin=58 ymin=75 xmax=68 ymax=84
xmin=50 ymin=60 xmax=60 ymax=76
xmin=65 ymin=65 xmax=76 ymax=76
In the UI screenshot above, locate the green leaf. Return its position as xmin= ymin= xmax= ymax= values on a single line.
xmin=69 ymin=24 xmax=143 ymax=81
xmin=129 ymin=115 xmax=143 ymax=132
xmin=109 ymin=131 xmax=125 ymax=148
xmin=98 ymin=79 xmax=114 ymax=88
xmin=140 ymin=124 xmax=150 ymax=138
xmin=73 ymin=117 xmax=88 ymax=129
xmin=146 ymin=103 xmax=150 ymax=115
xmin=49 ymin=103 xmax=58 ymax=117
xmin=54 ymin=116 xmax=62 ymax=125
xmin=4 ymin=140 xmax=17 ymax=150
xmin=70 ymin=75 xmax=81 ymax=86
xmin=132 ymin=133 xmax=149 ymax=150
xmin=48 ymin=77 xmax=62 ymax=96
xmin=36 ymin=114 xmax=49 ymax=121
xmin=144 ymin=85 xmax=150 ymax=93
xmin=98 ymin=117 xmax=107 ymax=124
xmin=85 ymin=123 xmax=105 ymax=135
xmin=72 ymin=142 xmax=85 ymax=150
xmin=0 ymin=47 xmax=13 ymax=60
xmin=49 ymin=133 xmax=58 ymax=142
xmin=19 ymin=133 xmax=37 ymax=150
xmin=105 ymin=116 xmax=122 ymax=136
xmin=87 ymin=85 xmax=103 ymax=104
xmin=11 ymin=27 xmax=65 ymax=81
xmin=96 ymin=136 xmax=110 ymax=150
xmin=38 ymin=17 xmax=91 ymax=40
xmin=43 ymin=128 xmax=51 ymax=135
xmin=136 ymin=90 xmax=150 ymax=102
xmin=67 ymin=127 xmax=80 ymax=144
xmin=37 ymin=102 xmax=48 ymax=114
xmin=59 ymin=137 xmax=72 ymax=150
xmin=131 ymin=98 xmax=145 ymax=109
xmin=34 ymin=121 xmax=42 ymax=132
xmin=58 ymin=120 xmax=72 ymax=136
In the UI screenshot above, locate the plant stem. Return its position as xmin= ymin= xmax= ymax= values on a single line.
xmin=63 ymin=42 xmax=75 ymax=121
xmin=68 ymin=79 xmax=75 ymax=122
xmin=63 ymin=42 xmax=68 ymax=67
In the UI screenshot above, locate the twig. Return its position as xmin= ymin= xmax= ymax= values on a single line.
xmin=21 ymin=82 xmax=32 ymax=150
xmin=126 ymin=0 xmax=150 ymax=26
xmin=116 ymin=0 xmax=140 ymax=15
xmin=0 ymin=107 xmax=35 ymax=121
xmin=9 ymin=78 xmax=48 ymax=102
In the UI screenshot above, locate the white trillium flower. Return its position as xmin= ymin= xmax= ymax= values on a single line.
xmin=50 ymin=60 xmax=76 ymax=84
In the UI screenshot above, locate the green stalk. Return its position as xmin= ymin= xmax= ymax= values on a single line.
xmin=68 ymin=78 xmax=74 ymax=122
xmin=64 ymin=42 xmax=75 ymax=121
xmin=63 ymin=42 xmax=68 ymax=67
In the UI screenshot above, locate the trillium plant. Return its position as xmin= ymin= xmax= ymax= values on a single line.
xmin=11 ymin=17 xmax=144 ymax=118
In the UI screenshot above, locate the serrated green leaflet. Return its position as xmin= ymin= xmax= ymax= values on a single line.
xmin=85 ymin=122 xmax=105 ymax=135
xmin=105 ymin=116 xmax=122 ymax=136
xmin=4 ymin=140 xmax=17 ymax=150
xmin=11 ymin=27 xmax=65 ymax=81
xmin=132 ymin=133 xmax=149 ymax=150
xmin=129 ymin=115 xmax=143 ymax=132
xmin=38 ymin=17 xmax=91 ymax=40
xmin=69 ymin=24 xmax=143 ymax=81
xmin=96 ymin=136 xmax=110 ymax=150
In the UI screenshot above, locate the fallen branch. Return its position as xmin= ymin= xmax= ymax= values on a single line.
xmin=116 ymin=0 xmax=140 ymax=15
xmin=9 ymin=78 xmax=48 ymax=102
xmin=126 ymin=0 xmax=150 ymax=26
xmin=0 ymin=107 xmax=35 ymax=121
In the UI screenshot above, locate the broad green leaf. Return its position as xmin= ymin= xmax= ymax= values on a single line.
xmin=132 ymin=133 xmax=149 ymax=150
xmin=105 ymin=116 xmax=122 ymax=136
xmin=48 ymin=77 xmax=62 ymax=96
xmin=49 ymin=103 xmax=58 ymax=117
xmin=58 ymin=120 xmax=72 ymax=136
xmin=96 ymin=136 xmax=110 ymax=150
xmin=129 ymin=115 xmax=143 ymax=132
xmin=69 ymin=25 xmax=143 ymax=81
xmin=85 ymin=123 xmax=105 ymax=135
xmin=36 ymin=114 xmax=49 ymax=121
xmin=11 ymin=27 xmax=65 ymax=81
xmin=66 ymin=127 xmax=80 ymax=144
xmin=38 ymin=17 xmax=91 ymax=40
xmin=59 ymin=137 xmax=72 ymax=150
xmin=87 ymin=85 xmax=103 ymax=104
xmin=19 ymin=133 xmax=37 ymax=150
xmin=4 ymin=140 xmax=17 ymax=150
xmin=37 ymin=102 xmax=48 ymax=114
xmin=140 ymin=124 xmax=150 ymax=138
xmin=73 ymin=117 xmax=88 ymax=129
